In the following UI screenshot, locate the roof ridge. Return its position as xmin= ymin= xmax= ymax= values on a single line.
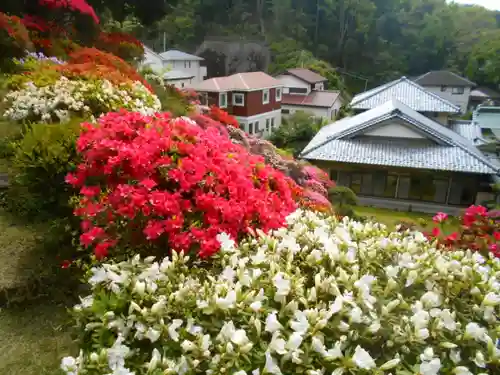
xmin=404 ymin=78 xmax=461 ymax=111
xmin=350 ymin=77 xmax=404 ymax=106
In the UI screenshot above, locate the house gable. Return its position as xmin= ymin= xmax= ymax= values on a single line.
xmin=362 ymin=121 xmax=428 ymax=140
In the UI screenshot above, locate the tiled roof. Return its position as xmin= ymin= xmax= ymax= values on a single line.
xmin=414 ymin=71 xmax=476 ymax=87
xmin=193 ymin=72 xmax=282 ymax=92
xmin=285 ymin=68 xmax=327 ymax=84
xmin=351 ymin=77 xmax=460 ymax=113
xmin=159 ymin=49 xmax=204 ymax=61
xmin=449 ymin=120 xmax=486 ymax=146
xmin=301 ymin=99 xmax=499 ymax=174
xmin=282 ymin=91 xmax=340 ymax=108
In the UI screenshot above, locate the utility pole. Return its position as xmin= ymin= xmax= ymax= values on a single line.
xmin=163 ymin=32 xmax=166 ymax=52
xmin=334 ymin=68 xmax=370 ymax=92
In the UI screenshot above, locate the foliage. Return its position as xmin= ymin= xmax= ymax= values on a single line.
xmin=269 ymin=111 xmax=325 ymax=157
xmin=63 ymin=209 xmax=500 ymax=375
xmin=67 ymin=110 xmax=299 ymax=261
xmin=0 ymin=13 xmax=33 ymax=70
xmin=428 ymin=206 xmax=500 ymax=259
xmin=6 ymin=120 xmax=81 ymax=219
xmin=145 ymin=79 xmax=193 ymax=117
xmin=328 ymin=186 xmax=358 ymax=217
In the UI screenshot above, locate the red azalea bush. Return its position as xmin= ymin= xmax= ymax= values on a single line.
xmin=96 ymin=32 xmax=144 ymax=63
xmin=0 ymin=13 xmax=33 ymax=64
xmin=67 ymin=110 xmax=299 ymax=260
xmin=206 ymin=105 xmax=240 ymax=128
xmin=39 ymin=0 xmax=99 ymax=24
xmin=428 ymin=205 xmax=500 ymax=257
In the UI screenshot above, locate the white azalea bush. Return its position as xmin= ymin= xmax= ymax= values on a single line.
xmin=3 ymin=77 xmax=161 ymax=123
xmin=62 ymin=210 xmax=500 ymax=375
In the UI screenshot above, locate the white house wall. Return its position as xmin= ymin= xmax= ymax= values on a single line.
xmin=363 ymin=122 xmax=426 ymax=139
xmin=142 ymin=49 xmax=164 ymax=73
xmin=423 ymin=85 xmax=471 ymax=113
xmin=282 ymin=102 xmax=342 ymax=121
xmin=236 ymin=109 xmax=282 ymax=139
xmin=276 ymin=75 xmax=311 ymax=94
xmin=166 ymin=78 xmax=195 ymax=89
xmin=164 ymin=60 xmax=207 ymax=85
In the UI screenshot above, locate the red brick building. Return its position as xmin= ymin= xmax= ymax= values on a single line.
xmin=193 ymin=72 xmax=283 ymax=138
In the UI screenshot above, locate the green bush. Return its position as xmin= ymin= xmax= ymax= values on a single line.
xmin=328 ymin=185 xmax=358 ymax=217
xmin=6 ymin=119 xmax=80 ymax=220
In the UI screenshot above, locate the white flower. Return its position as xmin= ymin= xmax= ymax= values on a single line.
xmin=420 ymin=359 xmax=441 ymax=375
xmin=380 ymin=358 xmax=400 ymax=370
xmin=89 ymin=267 xmax=107 ymax=285
xmin=273 ymin=273 xmax=291 ymax=300
xmin=416 ymin=328 xmax=430 ymax=340
xmin=269 ymin=333 xmax=287 ymax=354
xmin=349 ymin=306 xmax=363 ymax=323
xmin=168 ymin=319 xmax=183 ymax=342
xmin=217 ymin=232 xmax=236 ymax=252
xmin=145 ymin=327 xmax=161 ymax=343
xmin=216 ymin=290 xmax=237 ymax=310
xmin=181 ymin=340 xmax=197 ymax=352
xmin=60 ymin=356 xmax=77 ymax=372
xmin=264 ymin=351 xmax=282 ymax=375
xmin=453 ymin=366 xmax=473 ymax=375
xmin=482 ymin=292 xmax=500 ymax=306
xmin=352 ymin=346 xmax=376 ymax=370
xmin=234 ymin=371 xmax=247 ymax=375
xmin=265 ymin=311 xmax=283 ymax=333
xmin=147 ymin=348 xmax=162 ymax=372
xmin=286 ymin=332 xmax=304 ymax=351
xmin=450 ymin=349 xmax=461 ymax=364
xmin=474 ymin=351 xmax=486 ymax=368
xmin=420 ymin=348 xmax=434 ymax=362
xmin=231 ymin=329 xmax=250 ymax=346
xmin=290 ymin=310 xmax=309 ymax=334
xmin=464 ymin=322 xmax=488 ymax=342
xmin=420 ymin=291 xmax=441 ymax=308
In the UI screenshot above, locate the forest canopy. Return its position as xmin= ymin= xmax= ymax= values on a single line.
xmin=2 ymin=0 xmax=500 ymax=93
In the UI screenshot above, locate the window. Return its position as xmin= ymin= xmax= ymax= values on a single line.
xmin=181 ymin=83 xmax=185 ymax=88
xmin=271 ymin=118 xmax=275 ymax=129
xmin=248 ymin=123 xmax=253 ymax=134
xmin=281 ymin=109 xmax=290 ymax=114
xmin=254 ymin=121 xmax=260 ymax=132
xmin=276 ymin=88 xmax=282 ymax=101
xmin=219 ymin=93 xmax=227 ymax=108
xmin=289 ymin=87 xmax=308 ymax=94
xmin=266 ymin=118 xmax=270 ymax=132
xmin=452 ymin=87 xmax=465 ymax=95
xmin=262 ymin=89 xmax=270 ymax=104
xmin=233 ymin=93 xmax=245 ymax=106
xmin=440 ymin=86 xmax=447 ymax=92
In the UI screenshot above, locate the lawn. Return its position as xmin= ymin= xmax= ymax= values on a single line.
xmin=354 ymin=205 xmax=460 ymax=232
xmin=0 ymin=303 xmax=74 ymax=375
xmin=0 ymin=207 xmax=74 ymax=375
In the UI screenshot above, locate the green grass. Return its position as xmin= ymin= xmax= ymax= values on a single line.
xmin=355 ymin=205 xmax=460 ymax=232
xmin=0 ymin=303 xmax=74 ymax=375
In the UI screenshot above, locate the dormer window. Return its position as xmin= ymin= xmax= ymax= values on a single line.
xmin=452 ymin=87 xmax=464 ymax=95
xmin=440 ymin=86 xmax=447 ymax=92
xmin=276 ymin=88 xmax=282 ymax=101
xmin=263 ymin=89 xmax=270 ymax=104
xmin=219 ymin=92 xmax=227 ymax=108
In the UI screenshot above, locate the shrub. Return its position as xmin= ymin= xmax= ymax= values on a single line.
xmin=67 ymin=111 xmax=299 ymax=260
xmin=95 ymin=32 xmax=144 ymax=63
xmin=3 ymin=76 xmax=161 ymax=123
xmin=0 ymin=13 xmax=33 ymax=69
xmin=63 ymin=209 xmax=500 ymax=375
xmin=428 ymin=206 xmax=500 ymax=258
xmin=6 ymin=119 xmax=81 ymax=219
xmin=328 ymin=186 xmax=358 ymax=217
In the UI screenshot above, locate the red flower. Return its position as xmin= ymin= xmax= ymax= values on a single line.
xmin=493 ymin=232 xmax=500 ymax=241
xmin=69 ymin=111 xmax=299 ymax=259
xmin=446 ymin=232 xmax=458 ymax=242
xmin=433 ymin=212 xmax=448 ymax=223
xmin=61 ymin=260 xmax=71 ymax=269
xmin=431 ymin=227 xmax=440 ymax=237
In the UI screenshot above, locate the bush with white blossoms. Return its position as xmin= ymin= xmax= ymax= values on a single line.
xmin=3 ymin=77 xmax=161 ymax=123
xmin=62 ymin=209 xmax=500 ymax=375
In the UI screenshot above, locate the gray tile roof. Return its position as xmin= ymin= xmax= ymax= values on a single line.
xmin=351 ymin=77 xmax=460 ymax=113
xmin=414 ymin=71 xmax=476 ymax=87
xmin=301 ymin=99 xmax=499 ymax=174
xmin=159 ymin=49 xmax=204 ymax=61
xmin=449 ymin=120 xmax=486 ymax=146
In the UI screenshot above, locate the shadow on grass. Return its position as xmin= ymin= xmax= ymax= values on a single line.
xmin=0 ymin=302 xmax=75 ymax=375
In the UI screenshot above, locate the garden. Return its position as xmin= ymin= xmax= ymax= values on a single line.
xmin=0 ymin=1 xmax=499 ymax=375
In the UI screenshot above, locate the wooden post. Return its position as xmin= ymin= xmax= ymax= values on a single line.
xmin=394 ymin=175 xmax=400 ymax=198
xmin=445 ymin=176 xmax=453 ymax=205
